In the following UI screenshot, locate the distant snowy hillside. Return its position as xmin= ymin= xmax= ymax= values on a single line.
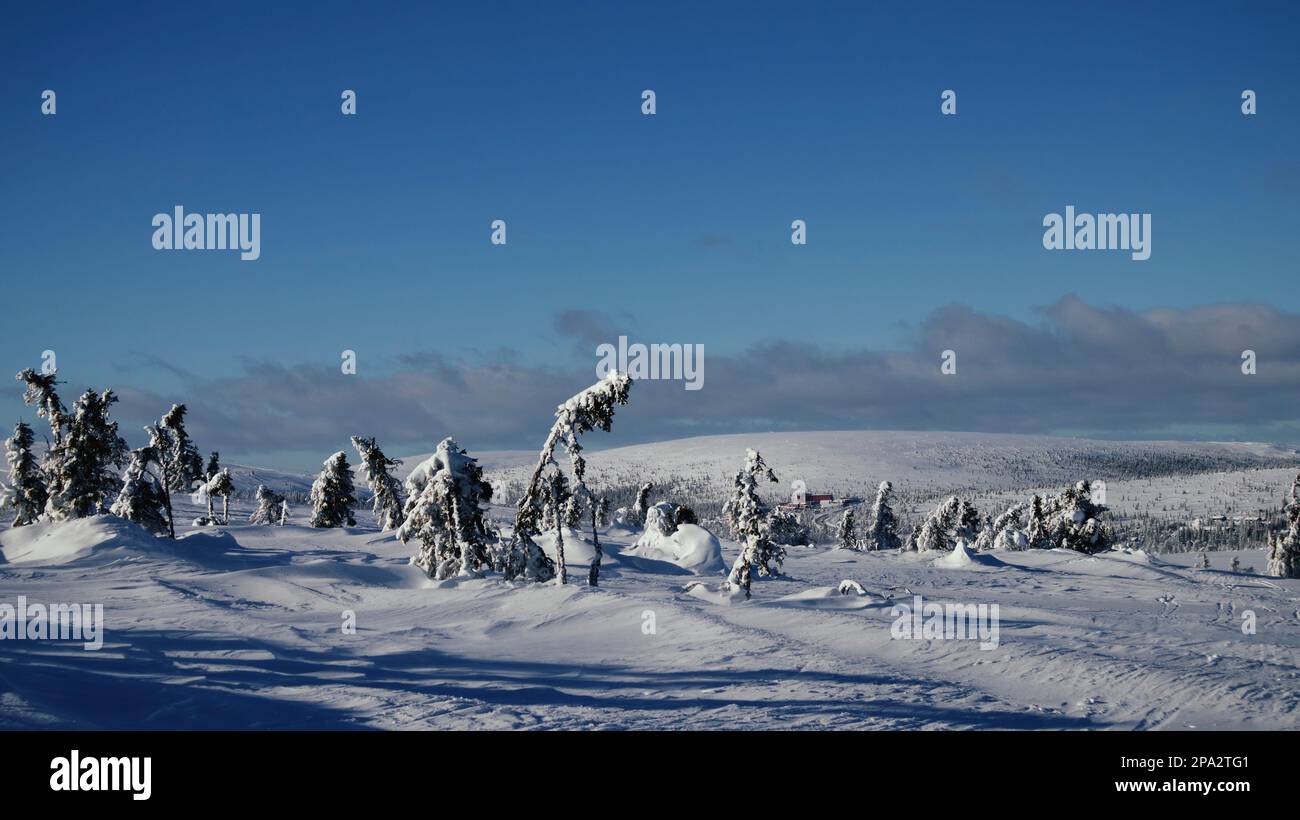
xmin=220 ymin=462 xmax=316 ymax=500
xmin=402 ymin=431 xmax=1299 ymax=502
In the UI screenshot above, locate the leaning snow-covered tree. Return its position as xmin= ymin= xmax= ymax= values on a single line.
xmin=249 ymin=484 xmax=286 ymax=524
xmin=133 ymin=425 xmax=179 ymax=537
xmin=42 ymin=388 xmax=128 ymax=520
xmin=310 ymin=451 xmax=357 ymax=528
xmin=351 ymin=435 xmax=405 ymax=531
xmin=397 ymin=437 xmax=496 ymax=580
xmin=151 ymin=405 xmax=213 ymax=536
xmin=866 ymin=480 xmax=901 ymax=550
xmin=110 ymin=444 xmax=170 ymax=535
xmin=1266 ymin=473 xmax=1300 ymax=579
xmin=723 ymin=448 xmax=784 ymax=599
xmin=15 ymin=368 xmax=68 ymax=446
xmin=506 ymin=371 xmax=632 ymax=585
xmin=836 ymin=508 xmax=858 ymax=550
xmin=160 ymin=404 xmax=206 ymax=492
xmin=204 ymin=468 xmax=235 ymax=525
xmin=4 ymin=420 xmax=48 ymax=526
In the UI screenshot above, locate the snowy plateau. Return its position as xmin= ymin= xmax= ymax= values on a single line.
xmin=2 ymin=430 xmax=1298 ymax=731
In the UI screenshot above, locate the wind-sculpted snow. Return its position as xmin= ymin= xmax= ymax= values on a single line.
xmin=1 ymin=502 xmax=1296 ymax=730
xmin=627 ymin=523 xmax=726 ymax=575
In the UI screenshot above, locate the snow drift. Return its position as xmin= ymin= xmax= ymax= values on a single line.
xmin=627 ymin=523 xmax=725 ymax=575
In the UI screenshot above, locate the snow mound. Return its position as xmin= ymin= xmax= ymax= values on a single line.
xmin=627 ymin=524 xmax=725 ymax=575
xmin=1110 ymin=546 xmax=1153 ymax=564
xmin=680 ymin=581 xmax=746 ymax=606
xmin=0 ymin=516 xmax=163 ymax=565
xmin=536 ymin=528 xmax=620 ymax=570
xmin=932 ymin=540 xmax=1007 ymax=570
xmin=757 ymin=586 xmax=875 ymax=610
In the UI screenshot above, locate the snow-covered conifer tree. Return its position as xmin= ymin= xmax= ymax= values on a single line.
xmin=560 ymin=494 xmax=583 ymax=529
xmin=159 ymin=404 xmax=205 ymax=492
xmin=206 ymin=451 xmax=221 ymax=480
xmin=42 ymin=389 xmax=128 ymax=520
xmin=200 ymin=479 xmax=217 ymax=523
xmin=836 ymin=508 xmax=858 ymax=550
xmin=866 ymin=480 xmax=901 ymax=550
xmin=1026 ymin=494 xmax=1052 ymax=549
xmin=506 ymin=372 xmax=632 ymax=585
xmin=249 ymin=484 xmax=286 ymax=524
xmin=769 ymin=509 xmax=811 ymax=546
xmin=972 ymin=514 xmax=997 ymax=551
xmin=987 ymin=502 xmax=1028 ymax=551
xmin=955 ymin=499 xmax=981 ymax=544
xmin=545 ymin=472 xmax=571 ymax=581
xmin=350 ymin=435 xmax=405 ymax=531
xmin=310 ymin=451 xmax=357 ymax=528
xmin=723 ymin=449 xmax=784 ymax=598
xmin=1266 ymin=473 xmax=1300 ymax=579
xmin=1051 ymin=480 xmax=1109 ymax=554
xmin=1197 ymin=551 xmax=1210 ymax=569
xmin=4 ymin=421 xmax=47 ymax=526
xmin=539 ymin=471 xmax=573 ymax=532
xmin=205 ymin=468 xmax=235 ymax=525
xmin=398 ymin=437 xmax=495 ymax=579
xmin=913 ymin=497 xmax=961 ymax=552
xmin=631 ymin=482 xmax=653 ymax=527
xmin=110 ymin=445 xmax=170 ymax=535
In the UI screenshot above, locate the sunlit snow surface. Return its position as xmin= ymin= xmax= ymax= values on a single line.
xmin=2 ymin=432 xmax=1297 ymax=730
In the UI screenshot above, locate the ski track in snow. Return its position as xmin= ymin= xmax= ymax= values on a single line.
xmin=2 ymin=492 xmax=1298 ymax=731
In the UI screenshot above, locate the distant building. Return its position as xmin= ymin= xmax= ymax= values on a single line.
xmin=784 ymin=487 xmax=835 ymax=509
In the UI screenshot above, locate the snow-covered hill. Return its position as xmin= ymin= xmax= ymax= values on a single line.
xmin=220 ymin=463 xmax=316 ymax=500
xmin=406 ymin=430 xmax=1298 ymax=496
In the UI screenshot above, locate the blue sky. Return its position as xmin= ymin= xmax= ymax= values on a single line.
xmin=2 ymin=1 xmax=1298 ymax=469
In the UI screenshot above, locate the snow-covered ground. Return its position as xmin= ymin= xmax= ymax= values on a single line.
xmin=3 ymin=492 xmax=1297 ymax=730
